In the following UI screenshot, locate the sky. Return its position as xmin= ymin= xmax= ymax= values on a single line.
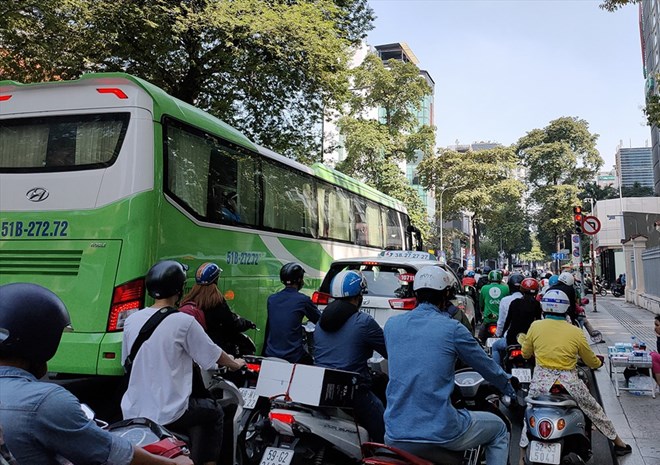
xmin=366 ymin=0 xmax=650 ymax=171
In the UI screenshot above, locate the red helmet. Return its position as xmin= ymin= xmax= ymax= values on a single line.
xmin=521 ymin=277 xmax=540 ymax=294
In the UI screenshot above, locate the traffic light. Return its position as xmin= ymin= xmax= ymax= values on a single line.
xmin=573 ymin=206 xmax=583 ymax=234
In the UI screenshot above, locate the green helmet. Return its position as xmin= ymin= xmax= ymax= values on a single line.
xmin=488 ymin=270 xmax=503 ymax=283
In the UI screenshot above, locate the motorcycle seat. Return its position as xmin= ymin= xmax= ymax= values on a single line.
xmin=526 ymin=393 xmax=577 ymax=407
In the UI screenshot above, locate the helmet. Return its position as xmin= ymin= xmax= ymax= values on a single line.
xmin=483 ymin=266 xmax=492 ymax=274
xmin=196 ymin=262 xmax=222 ymax=285
xmin=146 ymin=260 xmax=188 ymax=299
xmin=548 ymin=275 xmax=559 ymax=286
xmin=488 ymin=270 xmax=503 ymax=283
xmin=558 ymin=272 xmax=575 ymax=287
xmin=330 ymin=270 xmax=367 ymax=298
xmin=413 ymin=266 xmax=453 ymax=291
xmin=507 ymin=273 xmax=524 ymax=293
xmin=280 ymin=262 xmax=305 ymax=285
xmin=541 ymin=289 xmax=571 ymax=315
xmin=0 ymin=283 xmax=71 ymax=363
xmin=520 ymin=277 xmax=540 ymax=295
xmin=467 ymin=271 xmax=475 ymax=278
xmin=531 ymin=270 xmax=539 ymax=279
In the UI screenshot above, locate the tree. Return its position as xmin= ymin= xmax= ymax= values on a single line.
xmin=0 ymin=0 xmax=374 ymax=161
xmin=580 ymin=182 xmax=619 ymax=207
xmin=519 ymin=234 xmax=547 ymax=264
xmin=599 ymin=0 xmax=639 ymax=11
xmin=622 ymin=181 xmax=655 ymax=197
xmin=417 ymin=146 xmax=525 ymax=264
xmin=516 ymin=117 xmax=603 ymax=256
xmin=335 ymin=53 xmax=436 ymax=238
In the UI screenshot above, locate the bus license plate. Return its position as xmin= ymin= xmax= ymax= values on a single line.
xmin=511 ymin=368 xmax=532 ymax=383
xmin=529 ymin=441 xmax=561 ymax=464
xmin=239 ymin=387 xmax=259 ymax=410
xmin=260 ymin=447 xmax=293 ymax=465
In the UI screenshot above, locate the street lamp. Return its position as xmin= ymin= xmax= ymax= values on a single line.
xmin=438 ymin=183 xmax=467 ymax=260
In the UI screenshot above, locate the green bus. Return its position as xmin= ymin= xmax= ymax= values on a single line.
xmin=0 ymin=73 xmax=417 ymax=376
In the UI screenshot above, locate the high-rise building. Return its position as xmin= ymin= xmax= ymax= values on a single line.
xmin=640 ymin=1 xmax=660 ymax=195
xmin=615 ymin=146 xmax=654 ymax=188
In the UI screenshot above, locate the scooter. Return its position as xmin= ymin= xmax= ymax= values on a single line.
xmin=107 ymin=417 xmax=190 ymax=458
xmin=504 ymin=344 xmax=535 ymax=407
xmin=523 ymin=365 xmax=593 ymax=465
xmin=611 ymin=283 xmax=625 ymax=298
xmin=206 ymin=355 xmax=272 ymax=465
xmin=360 ymin=368 xmax=513 ymax=465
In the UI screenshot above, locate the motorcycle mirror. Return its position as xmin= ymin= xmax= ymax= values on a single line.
xmin=80 ymin=403 xmax=96 ymax=421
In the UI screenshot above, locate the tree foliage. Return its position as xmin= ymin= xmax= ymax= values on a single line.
xmin=517 ymin=117 xmax=603 ymax=255
xmin=335 ymin=53 xmax=435 ymax=238
xmin=417 ymin=146 xmax=525 ymax=263
xmin=0 ymin=0 xmax=374 ymax=161
xmin=622 ymin=181 xmax=655 ymax=197
xmin=599 ymin=0 xmax=639 ymax=11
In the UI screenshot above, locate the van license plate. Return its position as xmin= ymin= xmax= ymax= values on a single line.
xmin=239 ymin=387 xmax=259 ymax=410
xmin=511 ymin=368 xmax=532 ymax=383
xmin=529 ymin=441 xmax=561 ymax=464
xmin=260 ymin=447 xmax=293 ymax=465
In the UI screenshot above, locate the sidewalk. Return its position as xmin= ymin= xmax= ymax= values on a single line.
xmin=585 ymin=294 xmax=659 ymax=465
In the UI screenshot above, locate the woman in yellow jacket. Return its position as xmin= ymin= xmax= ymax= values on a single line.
xmin=519 ymin=289 xmax=631 ymax=460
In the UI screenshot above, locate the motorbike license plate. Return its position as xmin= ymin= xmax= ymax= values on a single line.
xmin=239 ymin=387 xmax=259 ymax=410
xmin=511 ymin=368 xmax=532 ymax=383
xmin=486 ymin=337 xmax=499 ymax=348
xmin=529 ymin=441 xmax=561 ymax=464
xmin=259 ymin=447 xmax=294 ymax=465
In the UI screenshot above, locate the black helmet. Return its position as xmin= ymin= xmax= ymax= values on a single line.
xmin=280 ymin=262 xmax=305 ymax=285
xmin=507 ymin=273 xmax=525 ymax=293
xmin=0 ymin=283 xmax=71 ymax=363
xmin=146 ymin=260 xmax=188 ymax=299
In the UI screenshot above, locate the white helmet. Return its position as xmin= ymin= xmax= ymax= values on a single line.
xmin=558 ymin=272 xmax=575 ymax=287
xmin=541 ymin=289 xmax=570 ymax=314
xmin=413 ymin=266 xmax=453 ymax=291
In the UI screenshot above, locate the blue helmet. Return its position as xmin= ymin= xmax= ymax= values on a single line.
xmin=467 ymin=271 xmax=475 ymax=278
xmin=330 ymin=270 xmax=367 ymax=298
xmin=549 ymin=275 xmax=559 ymax=286
xmin=196 ymin=262 xmax=222 ymax=285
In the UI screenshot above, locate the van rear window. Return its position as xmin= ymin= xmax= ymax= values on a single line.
xmin=0 ymin=113 xmax=129 ymax=172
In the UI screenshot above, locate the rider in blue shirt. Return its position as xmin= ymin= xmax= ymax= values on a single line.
xmin=314 ymin=270 xmax=387 ymax=442
xmin=384 ymin=266 xmax=515 ymax=465
xmin=0 ymin=283 xmax=191 ymax=465
xmin=264 ymin=263 xmax=321 ymax=363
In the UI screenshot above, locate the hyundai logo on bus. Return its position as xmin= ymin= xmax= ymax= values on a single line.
xmin=26 ymin=187 xmax=49 ymax=202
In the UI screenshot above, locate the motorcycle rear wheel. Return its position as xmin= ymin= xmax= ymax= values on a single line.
xmin=598 ymin=287 xmax=607 ymax=297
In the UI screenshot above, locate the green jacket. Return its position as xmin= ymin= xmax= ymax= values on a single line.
xmin=479 ymin=283 xmax=510 ymax=323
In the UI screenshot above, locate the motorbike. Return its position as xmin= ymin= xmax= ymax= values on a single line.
xmin=360 ymin=368 xmax=513 ymax=465
xmin=107 ymin=417 xmax=190 ymax=458
xmin=523 ymin=365 xmax=594 ymax=465
xmin=206 ymin=355 xmax=272 ymax=465
xmin=503 ymin=344 xmax=535 ymax=407
xmin=56 ymin=405 xmax=190 ymax=464
xmin=611 ymin=283 xmax=625 ymax=298
xmin=583 ymin=281 xmax=607 ymax=297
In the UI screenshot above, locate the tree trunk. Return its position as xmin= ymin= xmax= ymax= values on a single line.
xmin=473 ymin=220 xmax=481 ymax=266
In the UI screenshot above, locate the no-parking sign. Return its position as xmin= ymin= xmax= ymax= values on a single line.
xmin=582 ymin=215 xmax=601 ymax=235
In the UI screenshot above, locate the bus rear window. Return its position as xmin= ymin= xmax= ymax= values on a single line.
xmin=0 ymin=113 xmax=130 ymax=172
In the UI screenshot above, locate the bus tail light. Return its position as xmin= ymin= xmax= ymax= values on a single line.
xmin=107 ymin=278 xmax=145 ymax=332
xmin=312 ymin=291 xmax=332 ymax=305
xmin=389 ymin=298 xmax=417 ymax=310
xmin=96 ymin=88 xmax=128 ymax=99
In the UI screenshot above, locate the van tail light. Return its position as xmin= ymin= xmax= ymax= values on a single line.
xmin=538 ymin=420 xmax=553 ymax=439
xmin=312 ymin=291 xmax=332 ymax=305
xmin=107 ymin=278 xmax=145 ymax=331
xmin=389 ymin=298 xmax=417 ymax=310
xmin=270 ymin=412 xmax=296 ymax=425
xmin=0 ymin=95 xmax=12 ymax=101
